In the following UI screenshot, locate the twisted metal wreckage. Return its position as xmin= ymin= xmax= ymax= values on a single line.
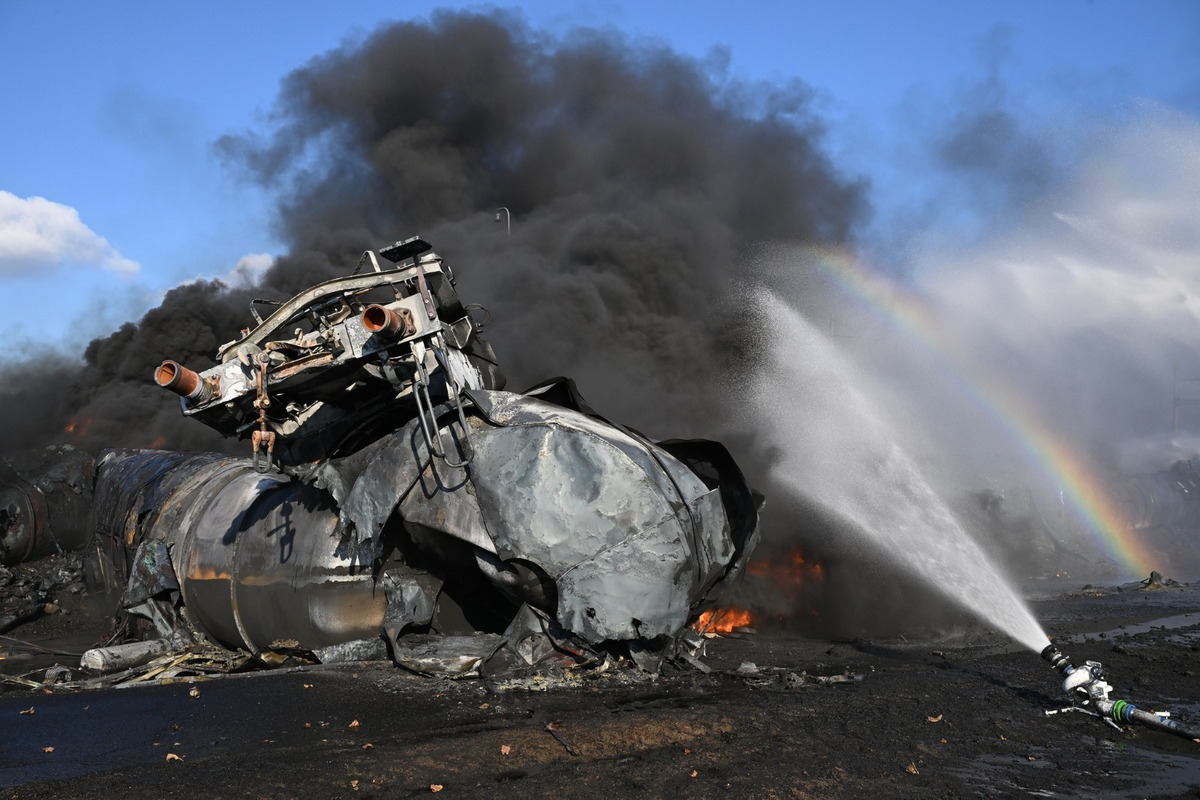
xmin=77 ymin=236 xmax=760 ymax=677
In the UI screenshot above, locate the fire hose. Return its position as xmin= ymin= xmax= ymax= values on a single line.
xmin=1041 ymin=644 xmax=1200 ymax=741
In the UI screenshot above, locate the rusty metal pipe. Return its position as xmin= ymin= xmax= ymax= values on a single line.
xmin=362 ymin=304 xmax=414 ymax=338
xmin=154 ymin=361 xmax=215 ymax=404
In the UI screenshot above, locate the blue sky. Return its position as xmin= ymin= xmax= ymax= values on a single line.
xmin=2 ymin=1 xmax=1198 ymax=360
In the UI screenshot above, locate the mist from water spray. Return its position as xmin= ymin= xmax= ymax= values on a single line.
xmin=749 ymin=287 xmax=1051 ymax=652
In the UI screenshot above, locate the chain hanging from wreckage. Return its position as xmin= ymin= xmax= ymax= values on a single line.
xmin=250 ymin=351 xmax=276 ymax=472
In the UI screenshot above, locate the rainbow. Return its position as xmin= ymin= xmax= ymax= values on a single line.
xmin=791 ymin=244 xmax=1156 ymax=577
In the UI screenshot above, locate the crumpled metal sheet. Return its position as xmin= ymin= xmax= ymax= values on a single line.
xmin=325 ymin=383 xmax=755 ymax=648
xmin=462 ymin=390 xmax=725 ymax=642
xmin=480 ymin=603 xmax=596 ymax=677
xmin=379 ymin=569 xmax=437 ymax=653
xmin=119 ymin=539 xmax=179 ymax=609
xmin=390 ymin=633 xmax=503 ymax=677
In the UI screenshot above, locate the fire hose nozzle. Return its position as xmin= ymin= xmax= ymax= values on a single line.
xmin=155 ymin=361 xmax=218 ymax=405
xmin=1041 ymin=644 xmax=1074 ymax=677
xmin=1042 ymin=642 xmax=1200 ymax=741
xmin=362 ymin=304 xmax=416 ymax=338
xmin=1042 ymin=644 xmax=1114 ymax=703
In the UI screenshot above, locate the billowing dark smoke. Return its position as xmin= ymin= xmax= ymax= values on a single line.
xmin=0 ymin=9 xmax=865 ymax=456
xmin=219 ymin=10 xmax=867 ymax=434
xmin=0 ymin=280 xmax=255 ymax=454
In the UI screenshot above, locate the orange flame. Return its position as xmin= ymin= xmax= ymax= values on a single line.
xmin=747 ymin=547 xmax=824 ymax=595
xmin=694 ymin=607 xmax=754 ymax=634
xmin=63 ymin=417 xmax=94 ymax=439
xmin=696 ymin=547 xmax=826 ymax=633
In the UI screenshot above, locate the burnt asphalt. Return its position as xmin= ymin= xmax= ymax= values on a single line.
xmin=2 ymin=582 xmax=1199 ymax=798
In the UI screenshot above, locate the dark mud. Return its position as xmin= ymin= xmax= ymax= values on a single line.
xmin=2 ymin=581 xmax=1199 ymax=798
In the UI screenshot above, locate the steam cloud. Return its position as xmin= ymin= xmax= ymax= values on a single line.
xmin=862 ymin=105 xmax=1200 ymax=481
xmin=748 ymin=102 xmax=1200 ymax=583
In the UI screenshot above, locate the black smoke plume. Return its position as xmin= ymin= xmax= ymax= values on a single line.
xmin=1 ymin=9 xmax=865 ymax=459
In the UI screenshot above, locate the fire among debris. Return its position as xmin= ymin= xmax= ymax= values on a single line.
xmin=62 ymin=418 xmax=92 ymax=439
xmin=749 ymin=547 xmax=825 ymax=593
xmin=695 ymin=547 xmax=826 ymax=634
xmin=694 ymin=607 xmax=754 ymax=634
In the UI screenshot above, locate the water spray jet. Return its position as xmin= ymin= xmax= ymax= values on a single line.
xmin=750 ymin=288 xmax=1052 ymax=652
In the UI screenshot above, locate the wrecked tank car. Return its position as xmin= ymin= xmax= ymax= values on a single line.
xmin=88 ymin=236 xmax=759 ymax=676
xmin=1 ymin=446 xmax=95 ymax=566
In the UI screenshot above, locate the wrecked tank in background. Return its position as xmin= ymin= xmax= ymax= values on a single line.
xmin=1114 ymin=459 xmax=1200 ymax=533
xmin=1108 ymin=459 xmax=1200 ymax=576
xmin=87 ymin=236 xmax=759 ymax=676
xmin=1 ymin=446 xmax=94 ymax=566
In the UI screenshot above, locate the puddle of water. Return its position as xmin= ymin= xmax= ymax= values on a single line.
xmin=1067 ymin=612 xmax=1200 ymax=644
xmin=948 ymin=744 xmax=1200 ymax=799
xmin=1121 ymin=746 xmax=1200 ymax=798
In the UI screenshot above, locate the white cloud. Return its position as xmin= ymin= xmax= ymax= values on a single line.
xmin=0 ymin=190 xmax=139 ymax=277
xmin=225 ymin=251 xmax=275 ymax=287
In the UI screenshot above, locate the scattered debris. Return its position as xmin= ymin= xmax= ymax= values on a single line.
xmin=44 ymin=665 xmax=71 ymax=684
xmin=0 ymin=551 xmax=86 ymax=635
xmin=1139 ymin=570 xmax=1182 ymax=590
xmin=80 ymin=635 xmax=183 ymax=672
xmin=780 ymin=670 xmax=864 ymax=689
xmin=545 ymin=722 xmax=577 ymax=756
xmin=313 ymin=638 xmax=389 ymax=664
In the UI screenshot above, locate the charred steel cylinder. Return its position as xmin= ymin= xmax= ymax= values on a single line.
xmin=154 ymin=360 xmax=217 ymax=404
xmin=171 ymin=465 xmax=383 ymax=652
xmin=0 ymin=481 xmax=42 ymax=565
xmin=362 ymin=304 xmax=415 ymax=338
xmin=95 ymin=451 xmax=385 ymax=652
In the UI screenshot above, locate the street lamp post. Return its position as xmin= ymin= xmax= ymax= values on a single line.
xmin=495 ymin=206 xmax=511 ymax=236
